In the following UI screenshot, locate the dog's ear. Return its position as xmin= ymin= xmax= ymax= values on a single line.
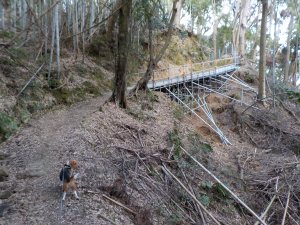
xmin=70 ymin=160 xmax=78 ymax=169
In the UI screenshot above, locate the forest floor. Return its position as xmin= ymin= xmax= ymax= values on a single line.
xmin=0 ymin=78 xmax=300 ymax=225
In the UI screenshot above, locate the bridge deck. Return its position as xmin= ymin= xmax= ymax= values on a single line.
xmin=148 ymin=64 xmax=238 ymax=89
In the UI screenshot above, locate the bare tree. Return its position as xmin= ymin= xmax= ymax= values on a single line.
xmin=258 ymin=0 xmax=268 ymax=100
xmin=106 ymin=0 xmax=122 ymax=43
xmin=131 ymin=0 xmax=180 ymax=92
xmin=233 ymin=0 xmax=251 ymax=57
xmin=89 ymin=0 xmax=95 ymax=37
xmin=173 ymin=0 xmax=183 ymax=28
xmin=109 ymin=0 xmax=132 ymax=108
xmin=284 ymin=16 xmax=294 ymax=82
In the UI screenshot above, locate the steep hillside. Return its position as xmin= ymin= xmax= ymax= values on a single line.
xmin=0 ymin=31 xmax=206 ymax=143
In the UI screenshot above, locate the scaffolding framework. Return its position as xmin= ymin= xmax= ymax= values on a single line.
xmin=147 ymin=56 xmax=259 ymax=145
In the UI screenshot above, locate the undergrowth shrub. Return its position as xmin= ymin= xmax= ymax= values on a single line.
xmin=168 ymin=128 xmax=182 ymax=160
xmin=0 ymin=112 xmax=18 ymax=141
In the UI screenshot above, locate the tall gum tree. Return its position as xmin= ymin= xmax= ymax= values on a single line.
xmin=284 ymin=15 xmax=294 ymax=82
xmin=258 ymin=0 xmax=268 ymax=100
xmin=233 ymin=0 xmax=251 ymax=58
xmin=174 ymin=0 xmax=183 ymax=28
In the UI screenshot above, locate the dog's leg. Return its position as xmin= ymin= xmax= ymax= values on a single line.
xmin=70 ymin=179 xmax=79 ymax=199
xmin=62 ymin=182 xmax=68 ymax=201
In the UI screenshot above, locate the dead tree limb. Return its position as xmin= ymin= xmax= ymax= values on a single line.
xmin=180 ymin=146 xmax=268 ymax=225
xmin=281 ymin=189 xmax=291 ymax=225
xmin=16 ymin=63 xmax=45 ymax=98
xmin=162 ymin=165 xmax=222 ymax=225
xmin=103 ymin=194 xmax=137 ymax=215
xmin=254 ymin=195 xmax=277 ymax=225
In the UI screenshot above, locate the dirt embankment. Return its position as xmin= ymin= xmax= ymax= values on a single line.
xmin=0 ymin=47 xmax=113 ymax=143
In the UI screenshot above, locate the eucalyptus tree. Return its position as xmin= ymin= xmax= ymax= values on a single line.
xmin=287 ymin=0 xmax=300 ymax=86
xmin=233 ymin=0 xmax=252 ymax=57
xmin=249 ymin=3 xmax=261 ymax=61
xmin=258 ymin=0 xmax=268 ymax=100
xmin=89 ymin=0 xmax=95 ymax=37
xmin=211 ymin=0 xmax=225 ymax=60
xmin=284 ymin=15 xmax=294 ymax=82
xmin=0 ymin=2 xmax=5 ymax=30
xmin=217 ymin=14 xmax=233 ymax=56
xmin=189 ymin=0 xmax=211 ymax=37
xmin=280 ymin=0 xmax=300 ymax=84
xmin=48 ymin=2 xmax=60 ymax=79
xmin=174 ymin=0 xmax=183 ymax=28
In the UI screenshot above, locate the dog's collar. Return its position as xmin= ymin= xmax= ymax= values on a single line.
xmin=64 ymin=164 xmax=71 ymax=169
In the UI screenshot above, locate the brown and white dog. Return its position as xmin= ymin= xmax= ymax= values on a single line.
xmin=59 ymin=159 xmax=79 ymax=201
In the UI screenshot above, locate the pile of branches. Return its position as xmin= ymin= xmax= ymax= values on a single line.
xmin=240 ymin=150 xmax=300 ymax=224
xmin=96 ymin=122 xmax=270 ymax=225
xmin=234 ymin=102 xmax=300 ymax=224
xmin=237 ymin=103 xmax=300 ymax=154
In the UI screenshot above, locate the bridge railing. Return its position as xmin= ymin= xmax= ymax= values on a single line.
xmin=128 ymin=57 xmax=238 ymax=87
xmin=151 ymin=57 xmax=236 ymax=82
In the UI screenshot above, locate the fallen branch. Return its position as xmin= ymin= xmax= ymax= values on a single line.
xmin=16 ymin=63 xmax=45 ymax=98
xmin=254 ymin=194 xmax=277 ymax=225
xmin=103 ymin=194 xmax=137 ymax=215
xmin=277 ymin=98 xmax=299 ymax=123
xmin=181 ymin=168 xmax=207 ymax=225
xmin=162 ymin=165 xmax=222 ymax=225
xmin=281 ymin=189 xmax=291 ymax=225
xmin=180 ymin=146 xmax=268 ymax=225
xmin=97 ymin=213 xmax=118 ymax=225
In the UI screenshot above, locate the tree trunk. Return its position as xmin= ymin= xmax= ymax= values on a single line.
xmin=22 ymin=0 xmax=27 ymax=29
xmin=173 ymin=0 xmax=182 ymax=28
xmin=250 ymin=6 xmax=261 ymax=61
xmin=290 ymin=60 xmax=296 ymax=86
xmin=48 ymin=5 xmax=56 ymax=81
xmin=131 ymin=0 xmax=179 ymax=92
xmin=109 ymin=0 xmax=132 ymax=108
xmin=81 ymin=0 xmax=86 ymax=63
xmin=250 ymin=39 xmax=259 ymax=61
xmin=294 ymin=35 xmax=298 ymax=86
xmin=258 ymin=0 xmax=268 ymax=100
xmin=89 ymin=0 xmax=95 ymax=36
xmin=73 ymin=0 xmax=79 ymax=56
xmin=11 ymin=0 xmax=16 ymax=33
xmin=238 ymin=0 xmax=251 ymax=57
xmin=212 ymin=0 xmax=217 ymax=61
xmin=0 ymin=3 xmax=5 ymax=30
xmin=106 ymin=0 xmax=122 ymax=42
xmin=43 ymin=0 xmax=48 ymax=57
xmin=284 ymin=16 xmax=294 ymax=83
xmin=55 ymin=3 xmax=60 ymax=77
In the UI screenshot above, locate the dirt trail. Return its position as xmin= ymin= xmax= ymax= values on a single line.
xmin=0 ymin=93 xmax=127 ymax=225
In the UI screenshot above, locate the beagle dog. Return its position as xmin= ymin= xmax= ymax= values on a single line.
xmin=59 ymin=159 xmax=79 ymax=200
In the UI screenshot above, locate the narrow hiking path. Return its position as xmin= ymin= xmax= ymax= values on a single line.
xmin=0 ymin=93 xmax=131 ymax=225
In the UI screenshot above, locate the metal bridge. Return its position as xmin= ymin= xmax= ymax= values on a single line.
xmin=143 ymin=57 xmax=257 ymax=145
xmin=147 ymin=57 xmax=239 ymax=90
